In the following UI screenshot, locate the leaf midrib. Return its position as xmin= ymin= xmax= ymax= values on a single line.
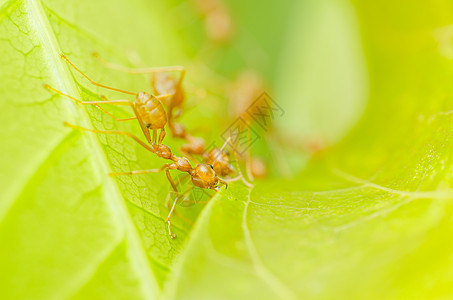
xmin=24 ymin=0 xmax=158 ymax=297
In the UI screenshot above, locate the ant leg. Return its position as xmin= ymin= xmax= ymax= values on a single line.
xmin=164 ymin=173 xmax=194 ymax=227
xmin=165 ymin=191 xmax=195 ymax=227
xmin=45 ymin=84 xmax=138 ymax=122
xmin=165 ymin=173 xmax=190 ymax=208
xmin=156 ymin=94 xmax=174 ymax=101
xmin=130 ymin=104 xmax=152 ymax=145
xmin=165 ymin=169 xmax=180 ymax=239
xmin=60 ymin=54 xmax=136 ymax=95
xmin=95 ymin=95 xmax=137 ymax=122
xmin=93 ymin=52 xmax=185 ymax=75
xmin=225 ymin=175 xmax=241 ymax=183
xmin=152 ymin=130 xmax=157 ymax=145
xmin=64 ymin=122 xmax=155 ymax=154
xmin=44 ymin=84 xmax=132 ymax=106
xmin=95 ymin=104 xmax=137 ymax=122
xmin=108 ymin=162 xmax=181 ymax=238
xmin=109 ymin=164 xmax=170 ymax=177
xmin=158 ymin=128 xmax=166 ymax=144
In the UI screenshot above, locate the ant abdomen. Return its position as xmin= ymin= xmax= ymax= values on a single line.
xmin=136 ymin=92 xmax=167 ymax=130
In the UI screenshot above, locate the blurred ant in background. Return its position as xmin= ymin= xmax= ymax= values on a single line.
xmin=227 ymin=69 xmax=269 ymax=180
xmin=191 ymin=0 xmax=234 ymax=44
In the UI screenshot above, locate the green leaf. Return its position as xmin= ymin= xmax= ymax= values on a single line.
xmin=2 ymin=0 xmax=453 ymax=299
xmin=163 ymin=1 xmax=453 ymax=299
xmin=0 ymin=0 xmax=190 ymax=298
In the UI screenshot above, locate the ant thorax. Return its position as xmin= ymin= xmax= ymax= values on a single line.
xmin=190 ymin=163 xmax=218 ymax=189
xmin=135 ymin=92 xmax=167 ymax=129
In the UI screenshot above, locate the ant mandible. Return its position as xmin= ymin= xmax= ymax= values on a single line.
xmin=44 ymin=54 xmax=171 ymax=145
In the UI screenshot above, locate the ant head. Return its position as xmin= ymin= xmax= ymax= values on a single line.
xmin=191 ymin=163 xmax=218 ymax=189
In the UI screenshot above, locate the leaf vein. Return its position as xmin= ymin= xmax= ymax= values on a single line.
xmin=333 ymin=169 xmax=453 ymax=198
xmin=242 ymin=188 xmax=298 ymax=300
xmin=26 ymin=0 xmax=158 ymax=296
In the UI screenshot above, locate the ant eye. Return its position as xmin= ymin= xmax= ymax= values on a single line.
xmin=208 ymin=164 xmax=214 ymax=169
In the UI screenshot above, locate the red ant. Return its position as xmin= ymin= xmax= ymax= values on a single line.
xmin=43 ymin=54 xmax=233 ymax=238
xmin=45 ymin=54 xmax=172 ymax=145
xmin=92 ymin=52 xmax=208 ymax=160
xmin=62 ymin=122 xmax=228 ymax=239
xmin=91 ymin=53 xmax=253 ymax=187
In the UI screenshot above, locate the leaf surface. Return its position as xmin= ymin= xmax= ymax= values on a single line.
xmin=1 ymin=0 xmax=453 ymax=299
xmin=164 ymin=0 xmax=453 ymax=299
